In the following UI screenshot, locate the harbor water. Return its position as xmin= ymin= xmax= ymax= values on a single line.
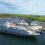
xmin=0 ymin=18 xmax=45 ymax=45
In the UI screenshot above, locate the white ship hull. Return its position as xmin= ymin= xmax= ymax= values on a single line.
xmin=0 ymin=26 xmax=42 ymax=37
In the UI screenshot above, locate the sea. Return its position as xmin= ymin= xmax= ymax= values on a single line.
xmin=0 ymin=18 xmax=45 ymax=45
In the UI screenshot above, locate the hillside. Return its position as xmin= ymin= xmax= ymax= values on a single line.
xmin=0 ymin=14 xmax=45 ymax=21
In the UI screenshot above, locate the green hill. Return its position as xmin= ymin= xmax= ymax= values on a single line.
xmin=0 ymin=14 xmax=45 ymax=21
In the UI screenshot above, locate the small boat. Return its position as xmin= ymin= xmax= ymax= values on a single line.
xmin=0 ymin=21 xmax=44 ymax=37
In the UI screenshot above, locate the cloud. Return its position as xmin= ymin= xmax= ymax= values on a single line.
xmin=0 ymin=0 xmax=18 ymax=9
xmin=0 ymin=0 xmax=45 ymax=15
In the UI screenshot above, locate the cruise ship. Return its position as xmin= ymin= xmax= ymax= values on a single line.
xmin=0 ymin=20 xmax=44 ymax=37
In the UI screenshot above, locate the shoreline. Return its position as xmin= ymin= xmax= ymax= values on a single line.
xmin=0 ymin=14 xmax=45 ymax=22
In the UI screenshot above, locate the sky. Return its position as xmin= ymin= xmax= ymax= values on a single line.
xmin=0 ymin=0 xmax=45 ymax=15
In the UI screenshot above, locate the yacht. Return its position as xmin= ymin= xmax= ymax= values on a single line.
xmin=0 ymin=21 xmax=44 ymax=37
